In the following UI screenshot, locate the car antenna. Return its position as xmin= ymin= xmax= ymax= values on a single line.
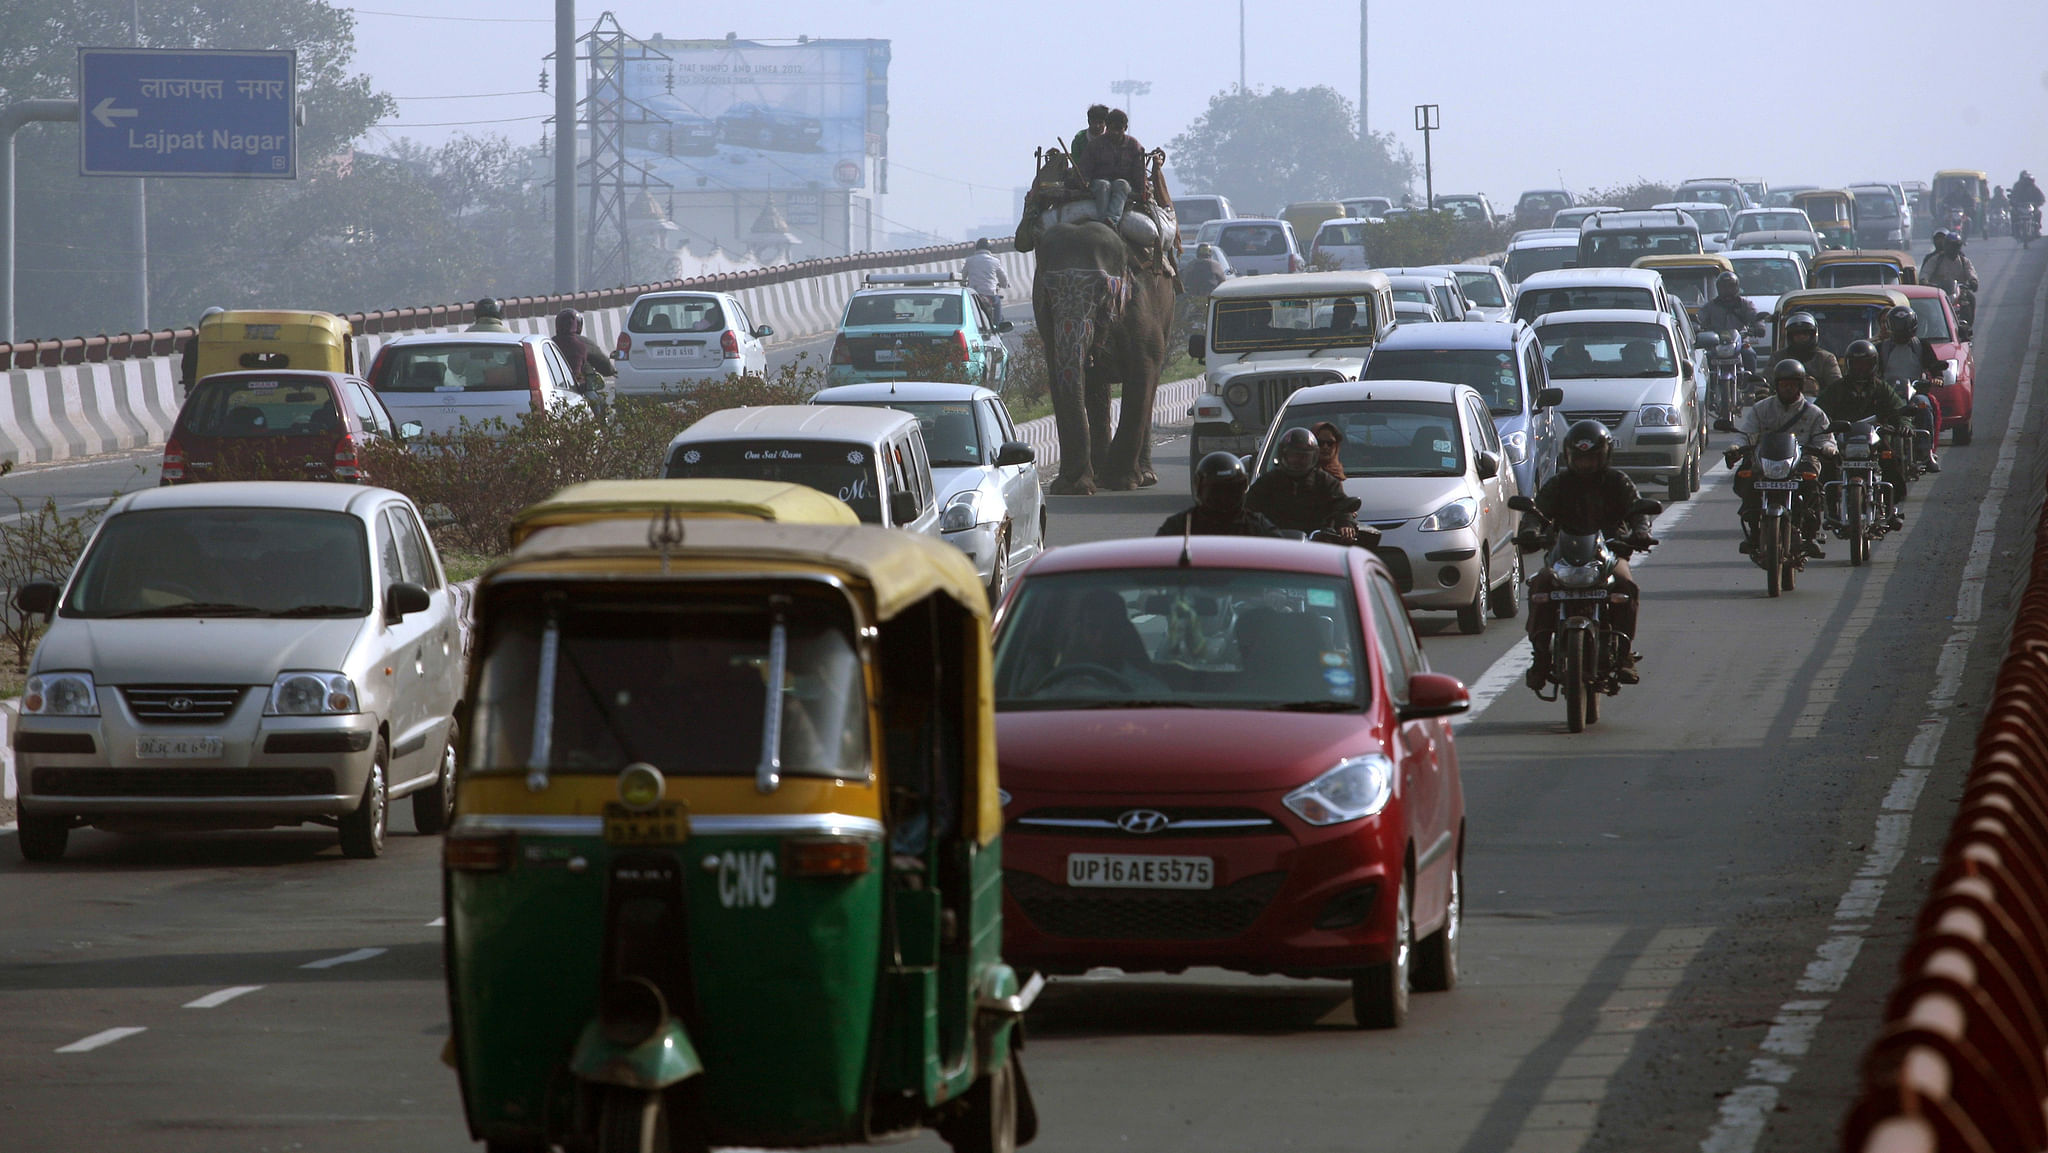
xmin=648 ymin=505 xmax=685 ymax=573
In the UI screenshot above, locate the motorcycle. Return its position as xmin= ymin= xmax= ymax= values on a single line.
xmin=1822 ymin=418 xmax=1901 ymax=566
xmin=1888 ymin=376 xmax=1942 ymax=475
xmin=1947 ymin=207 xmax=1972 ymax=240
xmin=2017 ymin=204 xmax=2043 ymax=248
xmin=1729 ymin=430 xmax=1816 ymax=597
xmin=1699 ymin=327 xmax=1760 ymax=431
xmin=1931 ymin=277 xmax=1978 ymax=329
xmin=1508 ymin=493 xmax=1661 ymax=733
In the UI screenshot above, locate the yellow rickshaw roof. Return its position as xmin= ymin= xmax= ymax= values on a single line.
xmin=198 ymin=309 xmax=353 ymax=339
xmin=1809 ymin=249 xmax=1916 ymax=269
xmin=494 ymin=518 xmax=989 ymax=622
xmin=1777 ymin=286 xmax=1911 ymax=310
xmin=509 ymin=479 xmax=860 ymax=546
xmin=1935 ymin=170 xmax=1988 ymax=180
xmin=1631 ymin=254 xmax=1734 ymax=271
xmin=1793 ymin=189 xmax=1853 ymax=200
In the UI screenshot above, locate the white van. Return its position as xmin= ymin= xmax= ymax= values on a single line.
xmin=1309 ymin=218 xmax=1373 ymax=270
xmin=662 ymin=405 xmax=942 ymax=536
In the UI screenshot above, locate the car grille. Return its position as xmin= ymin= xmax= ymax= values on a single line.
xmin=1009 ymin=807 xmax=1281 ymax=838
xmin=1241 ymin=372 xmax=1344 ymax=427
xmin=1006 ymin=870 xmax=1288 ymax=941
xmin=33 ymin=768 xmax=335 ymax=797
xmin=1563 ymin=409 xmax=1630 ymax=428
xmin=1373 ymin=547 xmax=1415 ymax=592
xmin=121 ymin=686 xmax=245 ymax=724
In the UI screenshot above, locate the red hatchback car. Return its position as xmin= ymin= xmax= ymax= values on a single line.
xmin=1894 ymin=284 xmax=1976 ymax=443
xmin=992 ymin=536 xmax=1470 ymax=1028
xmin=163 ymin=371 xmax=411 ymax=485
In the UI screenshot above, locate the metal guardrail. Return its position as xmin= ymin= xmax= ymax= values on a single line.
xmin=0 ymin=237 xmax=1014 ymax=371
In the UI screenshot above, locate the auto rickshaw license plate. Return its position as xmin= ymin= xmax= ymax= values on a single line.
xmin=603 ymin=802 xmax=688 ymax=846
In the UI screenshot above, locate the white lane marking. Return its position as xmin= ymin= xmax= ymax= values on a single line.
xmin=183 ymin=985 xmax=263 ymax=1009
xmin=300 ymin=946 xmax=387 ymax=970
xmin=1698 ymin=240 xmax=2048 ymax=1153
xmin=1456 ymin=462 xmax=1728 ymax=730
xmin=55 ymin=1026 xmax=146 ymax=1052
xmin=427 ymin=916 xmax=446 ymax=928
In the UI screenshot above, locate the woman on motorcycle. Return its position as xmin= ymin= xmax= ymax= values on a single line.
xmin=1518 ymin=421 xmax=1656 ymax=690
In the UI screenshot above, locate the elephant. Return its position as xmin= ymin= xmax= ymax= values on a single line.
xmin=1031 ymin=219 xmax=1177 ymax=494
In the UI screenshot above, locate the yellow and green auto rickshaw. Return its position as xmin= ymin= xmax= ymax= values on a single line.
xmin=1774 ymin=286 xmax=1912 ymax=358
xmin=1632 ymin=252 xmax=1735 ymax=323
xmin=1791 ymin=190 xmax=1856 ymax=250
xmin=193 ymin=309 xmax=355 ymax=380
xmin=444 ymin=516 xmax=1038 ymax=1153
xmin=508 ymin=478 xmax=861 ymax=547
xmin=1806 ymin=250 xmax=1918 ymax=289
xmin=1931 ymin=169 xmax=1990 ymax=238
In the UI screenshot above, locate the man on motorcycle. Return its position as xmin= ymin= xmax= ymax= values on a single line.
xmin=1817 ymin=340 xmax=1910 ymax=529
xmin=1875 ymin=305 xmax=1946 ymax=473
xmin=1246 ymin=427 xmax=1374 ymax=543
xmin=1699 ymin=272 xmax=1762 ymax=378
xmin=2013 ymin=171 xmax=2045 ymax=215
xmin=1519 ymin=421 xmax=1655 ymax=690
xmin=1734 ymin=359 xmax=1837 ymax=558
xmin=1778 ymin=312 xmax=1840 ymax=395
xmin=1158 ymin=451 xmax=1284 ymax=537
xmin=1922 ymin=231 xmax=1979 ymax=298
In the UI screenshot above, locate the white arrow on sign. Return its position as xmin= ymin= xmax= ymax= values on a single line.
xmin=91 ymin=96 xmax=138 ymax=130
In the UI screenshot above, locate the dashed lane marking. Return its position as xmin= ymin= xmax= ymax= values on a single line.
xmin=300 ymin=947 xmax=387 ymax=970
xmin=183 ymin=985 xmax=263 ymax=1009
xmin=55 ymin=1026 xmax=146 ymax=1053
xmin=427 ymin=916 xmax=445 ymax=928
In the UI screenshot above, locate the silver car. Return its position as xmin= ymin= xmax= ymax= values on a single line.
xmin=367 ymin=331 xmax=593 ymax=436
xmin=1531 ymin=309 xmax=1705 ymax=503
xmin=12 ymin=482 xmax=464 ymax=862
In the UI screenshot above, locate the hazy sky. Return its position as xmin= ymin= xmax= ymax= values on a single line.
xmin=350 ymin=0 xmax=2048 ymax=237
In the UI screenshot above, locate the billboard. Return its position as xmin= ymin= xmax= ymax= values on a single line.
xmin=623 ymin=37 xmax=888 ymax=194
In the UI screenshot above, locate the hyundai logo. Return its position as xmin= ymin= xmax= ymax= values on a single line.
xmin=167 ymin=697 xmax=195 ymax=712
xmin=1116 ymin=809 xmax=1170 ymax=835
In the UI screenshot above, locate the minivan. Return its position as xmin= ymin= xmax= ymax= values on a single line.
xmin=1577 ymin=210 xmax=1703 ymax=269
xmin=1309 ymin=218 xmax=1373 ymax=270
xmin=1209 ymin=219 xmax=1304 ymax=276
xmin=662 ymin=405 xmax=942 ymax=536
xmin=1175 ymin=194 xmax=1235 ymax=245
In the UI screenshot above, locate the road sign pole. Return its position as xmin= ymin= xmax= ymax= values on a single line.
xmin=2 ymin=99 xmax=80 ymax=344
xmin=130 ymin=0 xmax=149 ymax=332
xmin=1413 ymin=103 xmax=1438 ymax=212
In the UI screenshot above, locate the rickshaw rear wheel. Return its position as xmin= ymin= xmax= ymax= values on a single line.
xmin=939 ymin=1058 xmax=1019 ymax=1153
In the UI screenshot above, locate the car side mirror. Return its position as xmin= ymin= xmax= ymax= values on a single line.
xmin=1399 ymin=671 xmax=1471 ymax=721
xmin=399 ymin=420 xmax=424 ymax=441
xmin=1474 ymin=451 xmax=1500 ymax=481
xmin=15 ymin=580 xmax=59 ymax=621
xmin=1957 ymin=320 xmax=1973 ymax=342
xmin=753 ymin=324 xmax=774 ymax=339
xmin=1187 ymin=332 xmax=1206 ymax=362
xmin=1694 ymin=332 xmax=1720 ymax=350
xmin=995 ymin=440 xmax=1036 ymax=467
xmin=996 ymin=321 xmax=1015 ymax=334
xmin=1506 ymin=494 xmax=1537 ymax=513
xmin=889 ymin=491 xmax=922 ymax=526
xmin=385 ymin=581 xmax=431 ymax=623
xmin=1536 ymin=387 xmax=1564 ymax=409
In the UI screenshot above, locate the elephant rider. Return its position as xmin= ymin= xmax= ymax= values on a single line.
xmin=1698 ymin=273 xmax=1762 ymax=378
xmin=1077 ymin=107 xmax=1147 ymax=230
xmin=1158 ymin=452 xmax=1283 ymax=538
xmin=1876 ymin=304 xmax=1947 ymax=473
xmin=1068 ymin=104 xmax=1108 ymax=173
xmin=1518 ymin=421 xmax=1655 ymax=690
xmin=1245 ymin=427 xmax=1375 ymax=544
xmin=1816 ymin=340 xmax=1910 ymax=529
xmin=467 ymin=297 xmax=509 ymax=333
xmin=1778 ymin=312 xmax=1840 ymax=396
xmin=1731 ymin=359 xmax=1837 ymax=558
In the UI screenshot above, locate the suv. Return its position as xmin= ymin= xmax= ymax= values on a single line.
xmin=1186 ymin=271 xmax=1396 ymax=489
xmin=1577 ymin=210 xmax=1702 ymax=268
xmin=1653 ymin=201 xmax=1735 ymax=252
xmin=163 ymin=371 xmax=412 ymax=486
xmin=1433 ymin=193 xmax=1497 ymax=225
xmin=1515 ymin=189 xmax=1575 ymax=230
xmin=1175 ymin=194 xmax=1236 ymax=246
xmin=614 ymin=290 xmax=772 ymax=396
xmin=827 ymin=273 xmax=1012 ymax=387
xmin=1202 ymin=219 xmax=1304 ymax=276
xmin=1363 ymin=320 xmax=1565 ymax=498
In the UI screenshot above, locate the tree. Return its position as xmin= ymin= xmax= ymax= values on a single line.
xmin=1168 ymin=87 xmax=1414 ymax=218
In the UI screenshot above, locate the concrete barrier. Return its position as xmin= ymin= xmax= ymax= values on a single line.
xmin=1013 ymin=375 xmax=1201 ymax=477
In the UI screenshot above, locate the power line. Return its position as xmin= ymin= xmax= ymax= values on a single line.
xmin=373 ymin=115 xmax=548 ymax=128
xmin=395 ymin=90 xmax=544 ymax=101
xmin=347 ymin=8 xmax=550 ymax=23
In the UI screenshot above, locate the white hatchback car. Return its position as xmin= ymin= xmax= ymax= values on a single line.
xmin=613 ymin=290 xmax=772 ymax=396
xmin=366 ymin=331 xmax=592 ymax=436
xmin=11 ymin=482 xmax=464 ymax=862
xmin=1309 ymin=218 xmax=1374 ymax=270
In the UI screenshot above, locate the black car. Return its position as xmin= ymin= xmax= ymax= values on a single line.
xmin=717 ymin=102 xmax=824 ymax=152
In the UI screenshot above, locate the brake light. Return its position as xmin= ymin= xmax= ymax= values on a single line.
xmin=721 ymin=329 xmax=740 ymax=358
xmin=831 ymin=335 xmax=852 ymax=365
xmin=1737 ymin=469 xmax=1753 ymax=478
xmin=161 ymin=436 xmax=186 ymax=483
xmin=444 ymin=832 xmax=512 ymax=873
xmin=1289 ymin=254 xmax=1303 ymax=272
xmin=333 ymin=433 xmax=363 ymax=483
xmin=953 ymin=330 xmax=970 ymax=363
xmin=615 ymin=332 xmax=631 ymax=362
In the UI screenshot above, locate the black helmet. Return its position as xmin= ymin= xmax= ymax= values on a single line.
xmin=1194 ymin=451 xmax=1250 ymax=513
xmin=1716 ymin=271 xmax=1742 ymax=296
xmin=474 ymin=296 xmax=502 ymax=319
xmin=1845 ymin=339 xmax=1879 ymax=373
xmin=1887 ymin=305 xmax=1918 ymax=340
xmin=1275 ymin=426 xmax=1318 ymax=477
xmin=555 ymin=307 xmax=582 ymax=336
xmin=1773 ymin=358 xmax=1809 ymax=386
xmin=1562 ymin=420 xmax=1612 ymax=472
xmin=1784 ymin=311 xmax=1817 ymax=339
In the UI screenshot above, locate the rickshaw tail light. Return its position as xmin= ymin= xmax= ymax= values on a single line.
xmin=789 ymin=838 xmax=870 ymax=877
xmin=445 ymin=832 xmax=512 ymax=872
xmin=720 ymin=329 xmax=741 ymax=358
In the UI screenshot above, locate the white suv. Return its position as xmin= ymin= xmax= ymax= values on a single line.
xmin=613 ymin=290 xmax=772 ymax=396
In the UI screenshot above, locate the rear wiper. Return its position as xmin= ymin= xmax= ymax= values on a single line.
xmin=106 ymin=602 xmax=263 ymax=618
xmin=270 ymin=603 xmax=366 ymax=618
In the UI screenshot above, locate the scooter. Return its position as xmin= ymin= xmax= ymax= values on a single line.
xmin=1823 ymin=418 xmax=1901 ymax=566
xmin=1508 ymin=493 xmax=1661 ymax=733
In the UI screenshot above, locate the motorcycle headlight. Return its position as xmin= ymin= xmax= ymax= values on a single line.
xmin=1638 ymin=404 xmax=1681 ymax=427
xmin=266 ymin=672 xmax=360 ymax=716
xmin=1500 ymin=429 xmax=1528 ymax=463
xmin=1282 ymin=754 xmax=1394 ymax=826
xmin=1550 ymin=560 xmax=1605 ymax=588
xmin=23 ymin=671 xmax=98 ymax=716
xmin=1761 ymin=456 xmax=1795 ymax=480
xmin=939 ymin=492 xmax=985 ymax=533
xmin=1418 ymin=496 xmax=1476 ymax=532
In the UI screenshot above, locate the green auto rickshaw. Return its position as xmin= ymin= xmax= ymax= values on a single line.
xmin=444 ymin=516 xmax=1039 ymax=1153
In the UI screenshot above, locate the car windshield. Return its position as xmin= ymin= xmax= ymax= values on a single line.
xmin=1736 ymin=212 xmax=1807 ymax=235
xmin=472 ymin=589 xmax=867 ymax=779
xmin=1540 ymin=322 xmax=1677 ymax=379
xmin=1855 ymin=192 xmax=1899 ymax=218
xmin=1582 ymin=230 xmax=1701 ymax=266
xmin=994 ymin=569 xmax=1368 ymax=713
xmin=1514 ymin=285 xmax=1657 ymax=322
xmin=1684 ymin=207 xmax=1732 ymax=232
xmin=1365 ymin=348 xmax=1523 ymax=414
xmin=1218 ymin=225 xmax=1288 ymax=258
xmin=181 ymin=377 xmax=342 ymax=438
xmin=1680 ymin=187 xmax=1740 ymax=208
xmin=1316 ymin=223 xmax=1367 ymax=247
xmin=1179 ymin=199 xmax=1226 ymax=227
xmin=840 ymin=401 xmax=982 ymax=467
xmin=64 ymin=508 xmax=370 ymax=619
xmin=373 ymin=343 xmax=530 ymax=393
xmin=844 ymin=293 xmax=962 ymax=327
xmin=1453 ymin=271 xmax=1506 ymax=307
xmin=1267 ymin=399 xmax=1464 ymax=477
xmin=1908 ymin=297 xmax=1954 ymax=342
xmin=1657 ymin=268 xmax=1721 ymax=308
xmin=1733 ymin=258 xmax=1804 ymax=296
xmin=1505 ymin=245 xmax=1576 ymax=283
xmin=630 ymin=296 xmax=725 ymax=333
xmin=1798 ymin=305 xmax=1888 ymax=355
xmin=1211 ymin=295 xmax=1375 ymax=352
xmin=666 ymin=439 xmax=881 ymax=522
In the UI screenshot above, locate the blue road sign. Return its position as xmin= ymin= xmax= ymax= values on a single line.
xmin=78 ymin=48 xmax=297 ymax=179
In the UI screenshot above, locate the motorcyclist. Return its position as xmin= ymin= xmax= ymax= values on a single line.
xmin=1698 ymin=272 xmax=1762 ymax=378
xmin=1518 ymin=420 xmax=1655 ymax=690
xmin=1733 ymin=359 xmax=1836 ymax=558
xmin=963 ymin=238 xmax=1010 ymax=326
xmin=1816 ymin=340 xmax=1910 ymax=528
xmin=1777 ymin=312 xmax=1839 ymax=395
xmin=1181 ymin=243 xmax=1230 ymax=298
xmin=1245 ymin=427 xmax=1375 ymax=543
xmin=1875 ymin=305 xmax=1946 ymax=473
xmin=1921 ymin=231 xmax=1979 ymax=301
xmin=2012 ymin=171 xmax=2045 ymax=215
xmin=467 ymin=297 xmax=510 ymax=333
xmin=1157 ymin=451 xmax=1284 ymax=537
xmin=551 ymin=308 xmax=617 ymax=395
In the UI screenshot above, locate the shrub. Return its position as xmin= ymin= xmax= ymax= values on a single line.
xmin=0 ymin=492 xmax=105 ymax=673
xmin=1363 ymin=213 xmax=1511 ymax=267
xmin=1582 ymin=180 xmax=1677 ymax=211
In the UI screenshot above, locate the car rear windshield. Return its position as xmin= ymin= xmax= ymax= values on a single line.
xmin=1267 ymin=399 xmax=1464 ymax=478
xmin=844 ymin=293 xmax=962 ymax=327
xmin=840 ymin=401 xmax=982 ymax=467
xmin=1178 ymin=199 xmax=1227 ymax=227
xmin=1212 ymin=295 xmax=1375 ymax=352
xmin=1581 ymin=230 xmax=1701 ymax=266
xmin=64 ymin=508 xmax=370 ymax=619
xmin=1218 ymin=225 xmax=1288 ymax=258
xmin=666 ymin=439 xmax=881 ymax=522
xmin=372 ymin=343 xmax=531 ymax=393
xmin=1735 ymin=212 xmax=1808 ymax=234
xmin=181 ymin=377 xmax=342 ymax=438
xmin=1316 ymin=223 xmax=1368 ymax=247
xmin=994 ymin=569 xmax=1367 ymax=713
xmin=1856 ymin=192 xmax=1899 ymax=218
xmin=1453 ymin=271 xmax=1506 ymax=308
xmin=1365 ymin=349 xmax=1522 ymax=414
xmin=1814 ymin=265 xmax=1898 ymax=288
xmin=630 ymin=296 xmax=726 ymax=334
xmin=1540 ymin=322 xmax=1677 ymax=379
xmin=1733 ymin=258 xmax=1804 ymax=296
xmin=1505 ymin=245 xmax=1576 ymax=283
xmin=1678 ymin=186 xmax=1741 ymax=208
xmin=1797 ymin=305 xmax=1890 ymax=355
xmin=1437 ymin=199 xmax=1487 ymax=220
xmin=1514 ymin=285 xmax=1657 ymax=322
xmin=1521 ymin=192 xmax=1572 ymax=213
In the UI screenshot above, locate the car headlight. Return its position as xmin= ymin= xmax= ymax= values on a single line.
xmin=1551 ymin=559 xmax=1605 ymax=588
xmin=1500 ymin=429 xmax=1528 ymax=463
xmin=939 ymin=492 xmax=985 ymax=533
xmin=266 ymin=672 xmax=360 ymax=716
xmin=1638 ymin=404 xmax=1682 ymax=427
xmin=1283 ymin=754 xmax=1395 ymax=826
xmin=1418 ymin=497 xmax=1476 ymax=532
xmin=23 ymin=672 xmax=98 ymax=716
xmin=1761 ymin=456 xmax=1794 ymax=480
xmin=1225 ymin=382 xmax=1252 ymax=408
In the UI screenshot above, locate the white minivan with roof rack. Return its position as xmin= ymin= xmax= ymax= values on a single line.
xmin=662 ymin=405 xmax=942 ymax=537
xmin=1174 ymin=194 xmax=1236 ymax=245
xmin=613 ymin=290 xmax=772 ymax=396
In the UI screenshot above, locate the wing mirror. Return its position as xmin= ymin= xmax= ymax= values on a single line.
xmin=996 ymin=321 xmax=1015 ymax=334
xmin=1536 ymin=387 xmax=1564 ymax=409
xmin=1630 ymin=498 xmax=1664 ymax=517
xmin=1187 ymin=332 xmax=1206 ymax=362
xmin=1474 ymin=451 xmax=1500 ymax=481
xmin=1694 ymin=332 xmax=1721 ymax=350
xmin=753 ymin=324 xmax=774 ymax=338
xmin=385 ymin=581 xmax=431 ymax=623
xmin=398 ymin=420 xmax=424 ymax=441
xmin=15 ymin=580 xmax=59 ymax=621
xmin=1399 ymin=672 xmax=1472 ymax=721
xmin=995 ymin=440 xmax=1036 ymax=467
xmin=1506 ymin=494 xmax=1537 ymax=513
xmin=1957 ymin=320 xmax=1973 ymax=342
xmin=889 ymin=491 xmax=922 ymax=526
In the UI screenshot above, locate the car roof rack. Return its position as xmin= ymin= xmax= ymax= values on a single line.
xmin=864 ymin=272 xmax=962 ymax=286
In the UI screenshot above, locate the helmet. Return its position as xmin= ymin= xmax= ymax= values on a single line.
xmin=1562 ymin=420 xmax=1612 ymax=473
xmin=1773 ymin=358 xmax=1809 ymax=385
xmin=555 ymin=307 xmax=582 ymax=336
xmin=1783 ymin=311 xmax=1817 ymax=339
xmin=1845 ymin=339 xmax=1879 ymax=373
xmin=1275 ymin=426 xmax=1318 ymax=478
xmin=1716 ymin=272 xmax=1741 ymax=296
xmin=2023 ymin=170 xmax=2034 ymax=181
xmin=474 ymin=296 xmax=502 ymax=319
xmin=1932 ymin=229 xmax=1951 ymax=247
xmin=1887 ymin=305 xmax=1918 ymax=340
xmin=975 ymin=237 xmax=992 ymax=251
xmin=1193 ymin=451 xmax=1251 ymax=513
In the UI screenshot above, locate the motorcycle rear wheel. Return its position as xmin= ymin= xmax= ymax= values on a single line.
xmin=1562 ymin=631 xmax=1588 ymax=734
